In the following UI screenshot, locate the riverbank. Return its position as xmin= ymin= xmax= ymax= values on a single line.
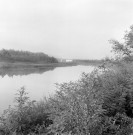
xmin=0 ymin=61 xmax=101 ymax=77
xmin=1 ymin=63 xmax=133 ymax=135
xmin=0 ymin=62 xmax=79 ymax=77
xmin=0 ymin=61 xmax=102 ymax=69
xmin=0 ymin=61 xmax=78 ymax=69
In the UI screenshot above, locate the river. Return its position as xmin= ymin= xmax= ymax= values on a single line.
xmin=0 ymin=65 xmax=95 ymax=113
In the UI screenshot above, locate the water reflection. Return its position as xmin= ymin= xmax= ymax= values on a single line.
xmin=0 ymin=65 xmax=94 ymax=113
xmin=0 ymin=67 xmax=55 ymax=77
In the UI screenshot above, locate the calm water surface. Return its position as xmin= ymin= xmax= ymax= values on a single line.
xmin=0 ymin=65 xmax=94 ymax=113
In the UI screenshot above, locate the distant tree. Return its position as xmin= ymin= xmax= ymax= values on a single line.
xmin=110 ymin=25 xmax=133 ymax=61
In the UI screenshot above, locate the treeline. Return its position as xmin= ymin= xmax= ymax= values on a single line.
xmin=0 ymin=49 xmax=58 ymax=63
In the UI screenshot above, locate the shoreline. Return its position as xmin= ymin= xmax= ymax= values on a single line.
xmin=0 ymin=61 xmax=101 ymax=69
xmin=0 ymin=61 xmax=101 ymax=77
xmin=0 ymin=61 xmax=78 ymax=69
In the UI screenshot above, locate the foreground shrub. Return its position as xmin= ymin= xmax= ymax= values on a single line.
xmin=47 ymin=70 xmax=105 ymax=135
xmin=46 ymin=67 xmax=133 ymax=135
xmin=0 ymin=87 xmax=52 ymax=135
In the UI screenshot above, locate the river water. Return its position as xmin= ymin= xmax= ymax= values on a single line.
xmin=0 ymin=65 xmax=94 ymax=113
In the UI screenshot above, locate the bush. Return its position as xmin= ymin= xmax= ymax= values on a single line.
xmin=0 ymin=87 xmax=52 ymax=135
xmin=45 ymin=66 xmax=133 ymax=135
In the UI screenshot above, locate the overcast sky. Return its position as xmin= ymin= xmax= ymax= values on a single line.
xmin=0 ymin=0 xmax=133 ymax=59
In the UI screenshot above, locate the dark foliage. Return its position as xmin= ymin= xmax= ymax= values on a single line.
xmin=110 ymin=25 xmax=133 ymax=62
xmin=0 ymin=49 xmax=58 ymax=63
xmin=0 ymin=87 xmax=53 ymax=135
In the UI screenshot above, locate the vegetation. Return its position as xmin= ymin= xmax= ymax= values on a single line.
xmin=110 ymin=25 xmax=133 ymax=62
xmin=2 ymin=67 xmax=133 ymax=135
xmin=0 ymin=87 xmax=53 ymax=135
xmin=1 ymin=25 xmax=133 ymax=135
xmin=0 ymin=49 xmax=58 ymax=63
xmin=73 ymin=59 xmax=103 ymax=66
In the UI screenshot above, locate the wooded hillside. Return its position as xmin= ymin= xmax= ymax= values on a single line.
xmin=0 ymin=49 xmax=58 ymax=63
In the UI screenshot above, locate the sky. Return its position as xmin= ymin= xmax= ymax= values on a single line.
xmin=0 ymin=0 xmax=133 ymax=59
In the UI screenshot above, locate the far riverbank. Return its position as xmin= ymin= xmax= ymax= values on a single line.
xmin=0 ymin=61 xmax=78 ymax=69
xmin=0 ymin=61 xmax=102 ymax=69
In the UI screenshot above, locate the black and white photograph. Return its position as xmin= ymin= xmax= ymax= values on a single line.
xmin=0 ymin=0 xmax=133 ymax=134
